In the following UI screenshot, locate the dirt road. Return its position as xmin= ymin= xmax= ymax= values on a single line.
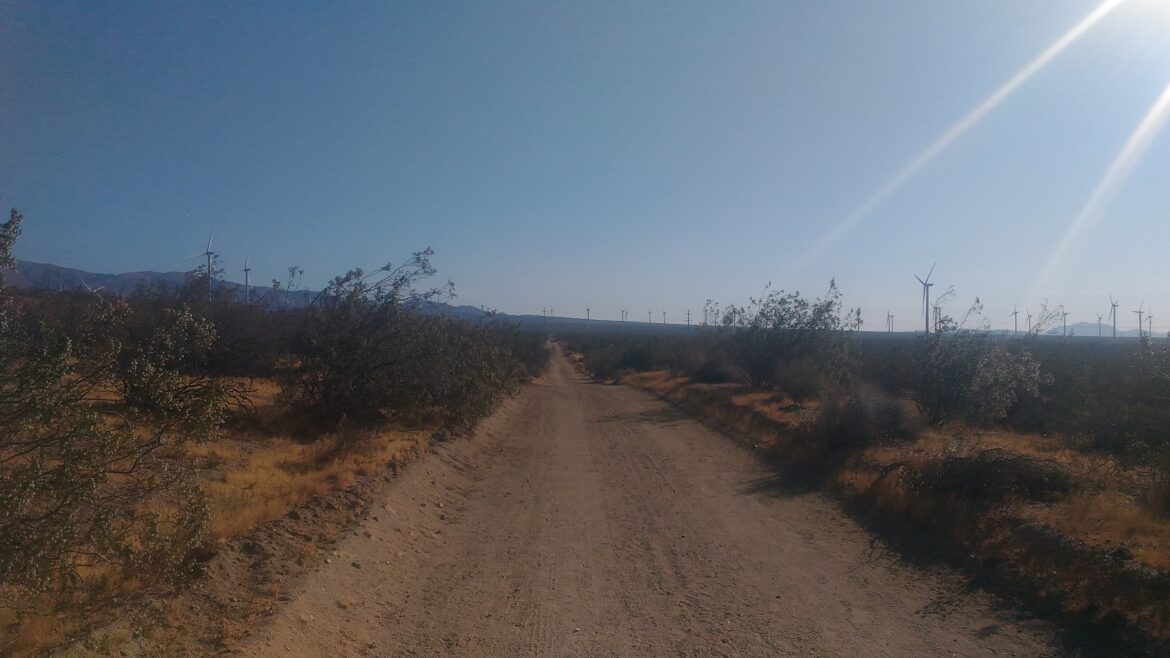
xmin=246 ymin=349 xmax=1057 ymax=657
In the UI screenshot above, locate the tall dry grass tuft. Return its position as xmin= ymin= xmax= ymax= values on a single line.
xmin=192 ymin=383 xmax=432 ymax=541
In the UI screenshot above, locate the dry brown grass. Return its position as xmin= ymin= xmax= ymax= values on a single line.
xmin=622 ymin=369 xmax=1170 ymax=574
xmin=194 ymin=428 xmax=429 ymax=541
xmin=195 ymin=378 xmax=433 ymax=541
xmin=620 ymin=368 xmax=1170 ymax=644
xmin=1 ymin=377 xmax=438 ymax=657
xmin=1020 ymin=491 xmax=1170 ymax=571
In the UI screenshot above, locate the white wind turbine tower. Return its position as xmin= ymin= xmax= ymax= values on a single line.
xmin=886 ymin=309 xmax=894 ymax=333
xmin=1060 ymin=305 xmax=1069 ymax=336
xmin=1135 ymin=301 xmax=1145 ymax=338
xmin=240 ymin=254 xmax=253 ymax=304
xmin=186 ymin=231 xmax=217 ymax=299
xmin=914 ymin=263 xmax=935 ymax=333
xmin=1010 ymin=305 xmax=1020 ymax=334
xmin=1097 ymin=313 xmax=1104 ymax=337
xmin=1027 ymin=308 xmax=1033 ymax=333
xmin=1108 ymin=295 xmax=1120 ymax=337
xmin=1148 ymin=313 xmax=1155 ymax=338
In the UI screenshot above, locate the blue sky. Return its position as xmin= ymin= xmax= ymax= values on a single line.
xmin=2 ymin=1 xmax=1168 ymax=331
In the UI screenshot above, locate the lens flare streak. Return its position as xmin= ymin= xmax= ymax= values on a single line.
xmin=1027 ymin=77 xmax=1170 ymax=304
xmin=790 ymin=0 xmax=1126 ymax=275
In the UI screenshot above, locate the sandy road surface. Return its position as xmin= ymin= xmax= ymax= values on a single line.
xmin=246 ymin=349 xmax=1057 ymax=657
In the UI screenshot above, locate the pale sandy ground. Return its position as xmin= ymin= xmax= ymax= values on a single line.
xmin=243 ymin=348 xmax=1057 ymax=657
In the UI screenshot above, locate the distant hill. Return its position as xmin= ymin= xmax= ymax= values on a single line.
xmin=8 ymin=259 xmax=513 ymax=318
xmin=10 ymin=260 xmax=1167 ymax=339
xmin=1050 ymin=321 xmax=1149 ymax=339
xmin=11 ymin=259 xmax=191 ymax=295
xmin=9 ymin=259 xmax=322 ymax=308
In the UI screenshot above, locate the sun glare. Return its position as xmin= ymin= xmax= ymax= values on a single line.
xmin=1027 ymin=76 xmax=1170 ymax=305
xmin=788 ymin=0 xmax=1125 ymax=276
xmin=1137 ymin=0 xmax=1170 ymax=26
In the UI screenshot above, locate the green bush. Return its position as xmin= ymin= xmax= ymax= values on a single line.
xmin=916 ymin=334 xmax=1048 ymax=426
xmin=281 ymin=251 xmax=526 ymax=431
xmin=0 ymin=211 xmax=220 ymax=606
xmin=713 ymin=281 xmax=856 ymax=392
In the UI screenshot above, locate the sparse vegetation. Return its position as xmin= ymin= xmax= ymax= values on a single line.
xmin=0 ymin=210 xmax=548 ymax=655
xmin=566 ymin=280 xmax=1170 ymax=647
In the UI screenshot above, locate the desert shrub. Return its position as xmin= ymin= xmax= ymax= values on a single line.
xmin=688 ymin=353 xmax=745 ymax=385
xmin=115 ymin=306 xmax=232 ymax=421
xmin=800 ymin=392 xmax=870 ymax=458
xmin=772 ymin=356 xmax=824 ymax=402
xmin=125 ymin=269 xmax=299 ymax=378
xmin=915 ymin=334 xmax=1048 ymax=426
xmin=567 ymin=334 xmax=698 ymax=380
xmin=581 ymin=344 xmax=623 ymax=380
xmin=420 ymin=318 xmax=522 ymax=430
xmin=906 ymin=448 xmax=1073 ymax=507
xmin=1143 ymin=456 xmax=1170 ymax=519
xmin=853 ymin=383 xmax=920 ymax=440
xmin=282 ymin=250 xmax=521 ymax=430
xmin=799 ymin=384 xmax=916 ymax=462
xmin=713 ymin=280 xmax=857 ymax=391
xmin=509 ymin=329 xmax=550 ymax=379
xmin=0 ymin=211 xmax=221 ymax=608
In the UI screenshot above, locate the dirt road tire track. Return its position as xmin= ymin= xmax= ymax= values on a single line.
xmin=245 ymin=348 xmax=1057 ymax=657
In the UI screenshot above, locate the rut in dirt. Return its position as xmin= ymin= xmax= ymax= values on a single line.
xmin=245 ymin=348 xmax=1059 ymax=657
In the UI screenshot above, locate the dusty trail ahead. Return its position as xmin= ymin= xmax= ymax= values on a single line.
xmin=247 ymin=350 xmax=1056 ymax=657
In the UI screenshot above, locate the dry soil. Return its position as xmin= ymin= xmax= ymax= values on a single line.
xmin=243 ymin=348 xmax=1057 ymax=657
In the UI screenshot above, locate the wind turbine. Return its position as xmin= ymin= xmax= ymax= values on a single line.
xmin=1027 ymin=308 xmax=1033 ymax=333
xmin=1060 ymin=306 xmax=1069 ymax=336
xmin=186 ymin=231 xmax=216 ymax=299
xmin=914 ymin=264 xmax=935 ymax=333
xmin=1135 ymin=301 xmax=1145 ymax=338
xmin=80 ymin=278 xmax=104 ymax=295
xmin=240 ymin=254 xmax=253 ymax=304
xmin=1097 ymin=313 xmax=1104 ymax=337
xmin=1148 ymin=313 xmax=1155 ymax=338
xmin=1109 ymin=295 xmax=1120 ymax=337
xmin=886 ymin=309 xmax=894 ymax=333
xmin=933 ymin=304 xmax=942 ymax=333
xmin=1010 ymin=306 xmax=1020 ymax=334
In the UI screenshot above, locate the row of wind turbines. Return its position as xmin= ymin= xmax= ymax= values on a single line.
xmin=911 ymin=264 xmax=1162 ymax=338
xmin=185 ymin=231 xmax=254 ymax=303
xmin=81 ymin=235 xmax=1164 ymax=337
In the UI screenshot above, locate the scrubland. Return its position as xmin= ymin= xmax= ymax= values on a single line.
xmin=566 ymin=287 xmax=1170 ymax=650
xmin=0 ymin=209 xmax=549 ymax=655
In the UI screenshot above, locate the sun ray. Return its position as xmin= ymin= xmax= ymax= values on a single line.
xmin=789 ymin=0 xmax=1126 ymax=275
xmin=1026 ymin=77 xmax=1170 ymax=305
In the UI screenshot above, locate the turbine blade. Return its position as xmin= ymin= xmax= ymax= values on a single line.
xmin=206 ymin=230 xmax=213 ymax=253
xmin=925 ymin=262 xmax=936 ymax=282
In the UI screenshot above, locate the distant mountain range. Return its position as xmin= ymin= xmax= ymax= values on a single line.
xmin=7 ymin=259 xmax=517 ymax=319
xmin=7 ymin=260 xmax=1166 ymax=339
xmin=1051 ymin=321 xmax=1152 ymax=339
xmin=10 ymin=258 xmax=302 ymax=301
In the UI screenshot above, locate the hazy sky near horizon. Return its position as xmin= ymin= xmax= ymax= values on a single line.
xmin=2 ymin=1 xmax=1169 ymax=331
